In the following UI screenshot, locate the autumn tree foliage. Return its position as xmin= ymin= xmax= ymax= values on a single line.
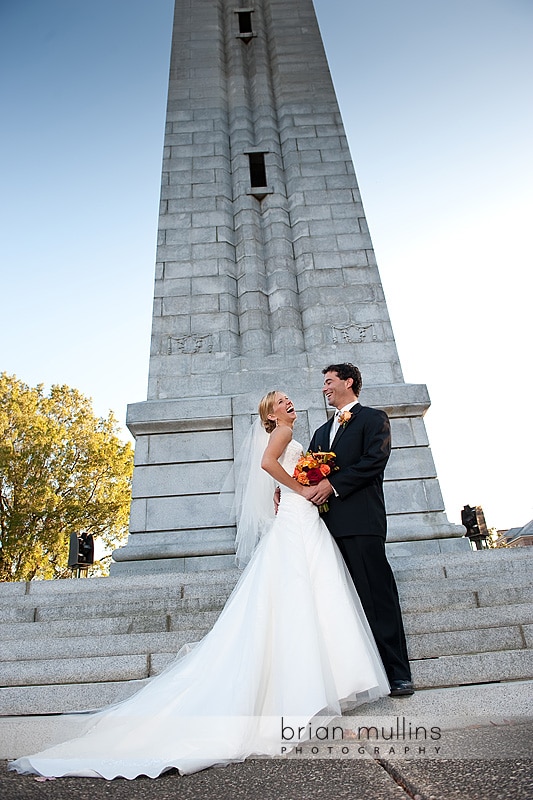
xmin=0 ymin=373 xmax=134 ymax=581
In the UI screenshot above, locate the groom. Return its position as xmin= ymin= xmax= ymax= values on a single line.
xmin=302 ymin=363 xmax=414 ymax=696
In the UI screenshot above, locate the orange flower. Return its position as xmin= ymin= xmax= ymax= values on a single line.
xmin=292 ymin=450 xmax=339 ymax=513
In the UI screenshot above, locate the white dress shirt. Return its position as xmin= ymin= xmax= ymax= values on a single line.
xmin=329 ymin=401 xmax=358 ymax=447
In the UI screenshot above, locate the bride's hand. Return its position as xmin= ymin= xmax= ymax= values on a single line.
xmin=301 ymin=479 xmax=333 ymax=505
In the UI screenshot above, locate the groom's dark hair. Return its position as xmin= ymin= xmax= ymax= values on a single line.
xmin=322 ymin=363 xmax=362 ymax=396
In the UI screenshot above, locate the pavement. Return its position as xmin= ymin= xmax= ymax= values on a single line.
xmin=1 ymin=719 xmax=531 ymax=800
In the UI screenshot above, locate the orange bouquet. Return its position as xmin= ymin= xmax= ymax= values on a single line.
xmin=293 ymin=450 xmax=338 ymax=513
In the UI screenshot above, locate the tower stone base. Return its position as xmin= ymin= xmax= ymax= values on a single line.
xmin=111 ymin=368 xmax=466 ymax=575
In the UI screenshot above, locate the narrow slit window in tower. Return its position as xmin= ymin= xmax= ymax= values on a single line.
xmin=238 ymin=11 xmax=253 ymax=35
xmin=248 ymin=152 xmax=267 ymax=187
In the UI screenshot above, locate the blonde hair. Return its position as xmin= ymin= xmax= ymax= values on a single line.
xmin=258 ymin=391 xmax=278 ymax=434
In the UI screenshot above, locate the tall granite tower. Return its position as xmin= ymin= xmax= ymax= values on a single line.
xmin=112 ymin=0 xmax=466 ymax=575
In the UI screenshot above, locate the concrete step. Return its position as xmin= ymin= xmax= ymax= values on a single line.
xmin=407 ymin=625 xmax=528 ymax=659
xmin=48 ymin=592 xmax=226 ymax=619
xmin=360 ymin=677 xmax=533 ymax=721
xmin=0 ymin=679 xmax=147 ymax=716
xmin=146 ymin=647 xmax=533 ymax=692
xmin=25 ymin=596 xmax=226 ymax=624
xmin=1 ymin=618 xmax=529 ymax=667
xmin=2 ymin=599 xmax=531 ymax=648
xmin=0 ymin=610 xmax=221 ymax=642
xmin=390 ymin=548 xmax=531 ymax=576
xmin=0 ymin=581 xmax=235 ymax=609
xmin=0 ymin=654 xmax=154 ymax=688
xmin=1 ymin=602 xmax=531 ymax=653
xmin=0 ymin=557 xmax=530 ymax=608
xmin=0 ymin=549 xmax=531 ymax=719
xmin=1 ymin=646 xmax=531 ymax=717
xmin=404 ymin=602 xmax=533 ymax=635
xmin=397 ymin=569 xmax=532 ymax=597
xmin=1 ymin=543 xmax=530 ymax=583
xmin=0 ymin=630 xmax=207 ymax=663
xmin=398 ymin=584 xmax=532 ymax=614
xmin=0 ymin=571 xmax=240 ymax=604
xmin=0 ymin=564 xmax=533 ymax=624
xmin=411 ymin=648 xmax=533 ymax=689
xmin=0 ymin=574 xmax=530 ymax=626
xmin=0 ymin=546 xmax=529 ymax=607
xmin=1 ymin=679 xmax=532 ymax=760
xmin=0 ymin=616 xmax=135 ymax=641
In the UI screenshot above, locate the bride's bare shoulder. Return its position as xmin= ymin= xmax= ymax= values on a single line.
xmin=264 ymin=425 xmax=292 ymax=457
xmin=270 ymin=425 xmax=293 ymax=444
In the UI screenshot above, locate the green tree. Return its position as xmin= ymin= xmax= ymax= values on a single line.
xmin=0 ymin=373 xmax=134 ymax=581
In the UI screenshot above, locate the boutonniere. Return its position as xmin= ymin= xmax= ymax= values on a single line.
xmin=338 ymin=410 xmax=352 ymax=427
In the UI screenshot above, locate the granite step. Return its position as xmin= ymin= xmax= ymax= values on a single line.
xmin=396 ymin=569 xmax=532 ymax=597
xmin=0 ymin=556 xmax=529 ymax=607
xmin=0 ymin=597 xmax=533 ymax=661
xmin=0 ymin=654 xmax=153 ymax=689
xmin=407 ymin=625 xmax=528 ymax=659
xmin=0 ymin=553 xmax=529 ymax=601
xmin=1 ymin=647 xmax=531 ymax=717
xmin=2 ymin=679 xmax=532 ymax=761
xmin=0 ymin=546 xmax=529 ymax=606
xmin=0 ymin=580 xmax=236 ymax=607
xmin=32 ymin=596 xmax=228 ymax=623
xmin=0 ymin=630 xmax=206 ymax=663
xmin=145 ymin=649 xmax=533 ymax=692
xmin=0 ymin=616 xmax=136 ymax=641
xmin=0 ymin=610 xmax=221 ymax=641
xmin=411 ymin=648 xmax=533 ymax=689
xmin=404 ymin=602 xmax=533 ymax=635
xmin=398 ymin=585 xmax=532 ymax=614
xmin=0 ymin=549 xmax=531 ymax=719
xmin=0 ymin=571 xmax=240 ymax=602
xmin=1 ymin=620 xmax=529 ymax=666
xmin=0 ymin=576 xmax=530 ymax=625
xmin=2 ymin=600 xmax=532 ymax=647
xmin=0 ymin=679 xmax=147 ymax=716
xmin=389 ymin=548 xmax=531 ymax=579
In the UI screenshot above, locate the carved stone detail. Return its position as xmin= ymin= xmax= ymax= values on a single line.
xmin=331 ymin=323 xmax=378 ymax=344
xmin=167 ymin=334 xmax=214 ymax=355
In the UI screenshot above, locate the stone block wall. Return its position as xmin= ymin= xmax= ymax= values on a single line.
xmin=112 ymin=0 xmax=466 ymax=574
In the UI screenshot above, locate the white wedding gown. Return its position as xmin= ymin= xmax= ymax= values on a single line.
xmin=9 ymin=440 xmax=389 ymax=780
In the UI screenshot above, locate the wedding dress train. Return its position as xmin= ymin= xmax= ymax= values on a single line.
xmin=9 ymin=439 xmax=389 ymax=780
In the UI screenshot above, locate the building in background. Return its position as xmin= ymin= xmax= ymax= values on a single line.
xmin=493 ymin=520 xmax=533 ymax=548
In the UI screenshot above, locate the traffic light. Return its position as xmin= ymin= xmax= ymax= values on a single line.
xmin=461 ymin=505 xmax=479 ymax=535
xmin=68 ymin=531 xmax=94 ymax=570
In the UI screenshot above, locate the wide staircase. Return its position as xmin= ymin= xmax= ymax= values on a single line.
xmin=1 ymin=547 xmax=532 ymax=756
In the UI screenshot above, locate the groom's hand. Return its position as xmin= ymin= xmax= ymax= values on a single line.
xmin=302 ymin=479 xmax=334 ymax=505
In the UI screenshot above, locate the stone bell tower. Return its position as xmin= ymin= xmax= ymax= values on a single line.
xmin=111 ymin=0 xmax=465 ymax=575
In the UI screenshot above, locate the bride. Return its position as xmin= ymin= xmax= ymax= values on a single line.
xmin=9 ymin=391 xmax=389 ymax=780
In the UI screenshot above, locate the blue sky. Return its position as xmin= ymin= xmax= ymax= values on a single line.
xmin=1 ymin=0 xmax=531 ymax=531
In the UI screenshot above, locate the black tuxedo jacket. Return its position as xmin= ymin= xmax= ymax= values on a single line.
xmin=309 ymin=403 xmax=391 ymax=539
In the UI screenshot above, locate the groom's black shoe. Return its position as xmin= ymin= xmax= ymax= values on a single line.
xmin=389 ymin=680 xmax=415 ymax=697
